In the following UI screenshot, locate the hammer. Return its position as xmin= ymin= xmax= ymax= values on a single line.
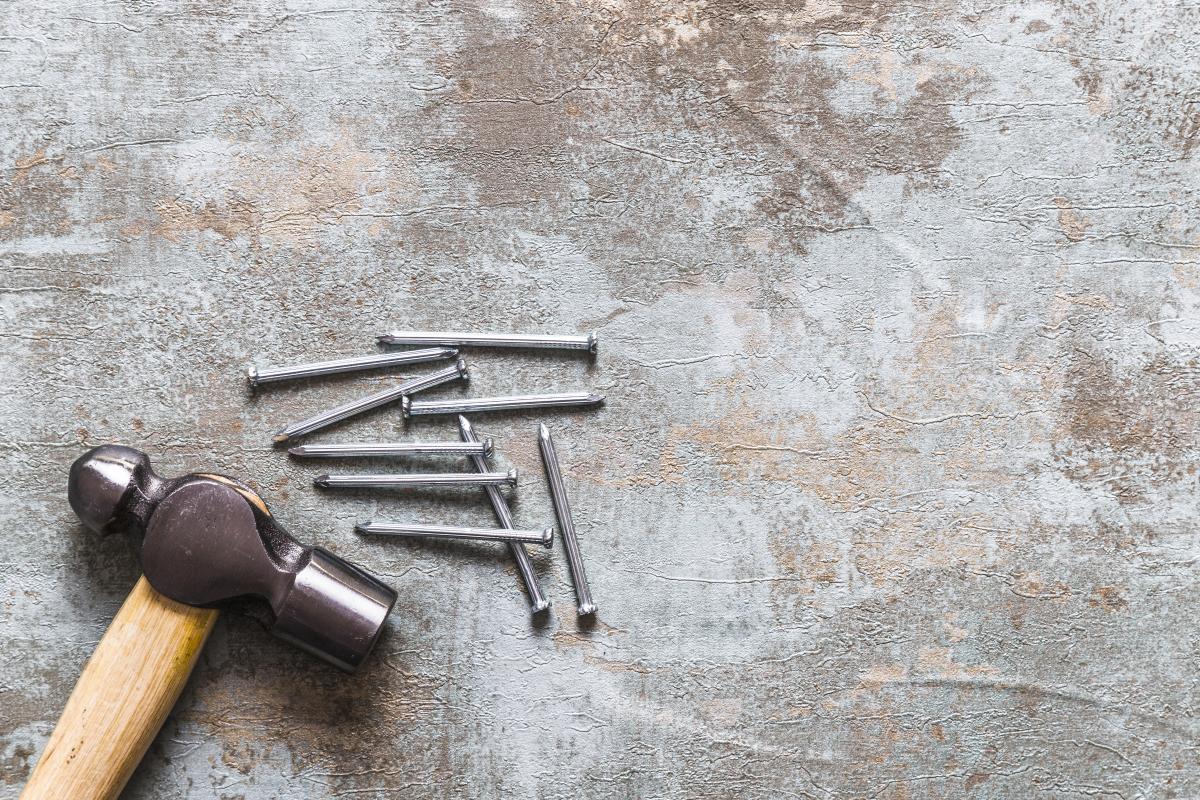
xmin=20 ymin=445 xmax=398 ymax=800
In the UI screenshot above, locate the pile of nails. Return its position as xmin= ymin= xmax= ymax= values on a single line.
xmin=249 ymin=330 xmax=601 ymax=616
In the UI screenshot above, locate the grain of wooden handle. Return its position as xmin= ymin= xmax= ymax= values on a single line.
xmin=20 ymin=576 xmax=218 ymax=800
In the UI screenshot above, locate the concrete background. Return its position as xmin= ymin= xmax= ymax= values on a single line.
xmin=2 ymin=1 xmax=1198 ymax=797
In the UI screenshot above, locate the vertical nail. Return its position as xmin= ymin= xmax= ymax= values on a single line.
xmin=458 ymin=415 xmax=550 ymax=614
xmin=538 ymin=424 xmax=597 ymax=616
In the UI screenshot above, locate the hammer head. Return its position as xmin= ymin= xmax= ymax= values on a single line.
xmin=68 ymin=444 xmax=166 ymax=537
xmin=67 ymin=445 xmax=397 ymax=672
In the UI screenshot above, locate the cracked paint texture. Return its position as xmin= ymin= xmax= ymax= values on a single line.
xmin=1 ymin=1 xmax=1198 ymax=798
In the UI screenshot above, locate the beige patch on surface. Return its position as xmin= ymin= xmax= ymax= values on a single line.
xmin=858 ymin=662 xmax=908 ymax=691
xmin=11 ymin=148 xmax=57 ymax=185
xmin=943 ymin=613 xmax=970 ymax=642
xmin=1012 ymin=571 xmax=1070 ymax=599
xmin=743 ymin=227 xmax=772 ymax=252
xmin=916 ymin=646 xmax=1000 ymax=679
xmin=847 ymin=47 xmax=901 ymax=101
xmin=1088 ymin=585 xmax=1128 ymax=612
xmin=1054 ymin=197 xmax=1091 ymax=242
xmin=141 ymin=137 xmax=417 ymax=248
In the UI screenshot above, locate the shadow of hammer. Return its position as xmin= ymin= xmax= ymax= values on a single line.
xmin=20 ymin=445 xmax=398 ymax=800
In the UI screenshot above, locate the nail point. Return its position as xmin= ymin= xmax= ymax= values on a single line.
xmin=313 ymin=474 xmax=330 ymax=488
xmin=541 ymin=527 xmax=554 ymax=548
xmin=577 ymin=602 xmax=597 ymax=617
xmin=246 ymin=365 xmax=259 ymax=387
xmin=587 ymin=332 xmax=598 ymax=355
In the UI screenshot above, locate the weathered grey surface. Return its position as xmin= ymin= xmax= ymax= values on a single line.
xmin=2 ymin=1 xmax=1198 ymax=797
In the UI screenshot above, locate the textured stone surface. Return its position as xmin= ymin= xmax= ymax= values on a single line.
xmin=2 ymin=1 xmax=1199 ymax=797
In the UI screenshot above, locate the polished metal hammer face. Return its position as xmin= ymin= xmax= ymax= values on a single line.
xmin=69 ymin=444 xmax=397 ymax=672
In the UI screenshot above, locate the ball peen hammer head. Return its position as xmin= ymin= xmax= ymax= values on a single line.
xmin=68 ymin=444 xmax=165 ymax=537
xmin=67 ymin=445 xmax=397 ymax=672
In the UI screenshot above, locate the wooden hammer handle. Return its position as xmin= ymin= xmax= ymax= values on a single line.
xmin=21 ymin=576 xmax=218 ymax=800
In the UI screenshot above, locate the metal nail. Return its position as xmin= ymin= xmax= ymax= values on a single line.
xmin=289 ymin=439 xmax=494 ymax=459
xmin=273 ymin=358 xmax=469 ymax=443
xmin=458 ymin=415 xmax=550 ymax=614
xmin=314 ymin=469 xmax=516 ymax=489
xmin=379 ymin=330 xmax=597 ymax=355
xmin=356 ymin=521 xmax=553 ymax=548
xmin=538 ymin=424 xmax=597 ymax=616
xmin=403 ymin=392 xmax=603 ymax=419
xmin=247 ymin=347 xmax=457 ymax=388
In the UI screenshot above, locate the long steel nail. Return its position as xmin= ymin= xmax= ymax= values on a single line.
xmin=538 ymin=424 xmax=597 ymax=616
xmin=289 ymin=440 xmax=494 ymax=459
xmin=314 ymin=469 xmax=516 ymax=489
xmin=403 ymin=392 xmax=603 ymax=419
xmin=247 ymin=347 xmax=457 ymax=388
xmin=273 ymin=358 xmax=469 ymax=443
xmin=356 ymin=521 xmax=553 ymax=548
xmin=379 ymin=330 xmax=597 ymax=355
xmin=459 ymin=415 xmax=550 ymax=614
